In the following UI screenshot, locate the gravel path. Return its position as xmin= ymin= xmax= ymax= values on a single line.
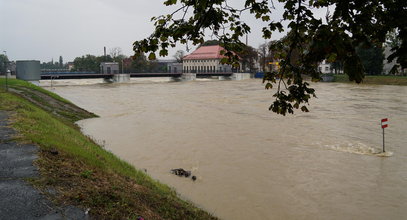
xmin=0 ymin=111 xmax=89 ymax=220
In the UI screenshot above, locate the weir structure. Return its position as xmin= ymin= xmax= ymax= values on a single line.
xmin=40 ymin=72 xmax=252 ymax=82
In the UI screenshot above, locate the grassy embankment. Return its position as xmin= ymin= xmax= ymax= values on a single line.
xmin=0 ymin=78 xmax=217 ymax=220
xmin=333 ymin=74 xmax=407 ymax=85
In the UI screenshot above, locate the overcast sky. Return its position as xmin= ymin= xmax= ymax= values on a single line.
xmin=0 ymin=0 xmax=298 ymax=63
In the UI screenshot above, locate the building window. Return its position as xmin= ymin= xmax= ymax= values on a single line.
xmin=325 ymin=66 xmax=329 ymax=72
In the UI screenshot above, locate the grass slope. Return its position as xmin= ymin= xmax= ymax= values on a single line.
xmin=0 ymin=79 xmax=217 ymax=220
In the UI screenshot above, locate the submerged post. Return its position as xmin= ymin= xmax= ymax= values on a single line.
xmin=381 ymin=118 xmax=388 ymax=152
xmin=383 ymin=127 xmax=385 ymax=152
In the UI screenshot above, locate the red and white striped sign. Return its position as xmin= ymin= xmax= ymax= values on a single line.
xmin=381 ymin=118 xmax=388 ymax=129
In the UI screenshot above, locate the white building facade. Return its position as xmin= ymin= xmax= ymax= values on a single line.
xmin=182 ymin=45 xmax=239 ymax=73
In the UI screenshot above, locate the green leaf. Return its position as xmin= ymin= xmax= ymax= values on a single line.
xmin=148 ymin=53 xmax=156 ymax=60
xmin=262 ymin=16 xmax=270 ymax=21
xmin=301 ymin=106 xmax=309 ymax=112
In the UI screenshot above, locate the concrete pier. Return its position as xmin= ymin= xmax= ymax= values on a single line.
xmin=182 ymin=73 xmax=197 ymax=81
xmin=232 ymin=73 xmax=251 ymax=80
xmin=218 ymin=76 xmax=232 ymax=80
xmin=112 ymin=74 xmax=130 ymax=83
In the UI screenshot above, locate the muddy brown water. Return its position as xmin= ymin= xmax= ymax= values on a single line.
xmin=47 ymin=79 xmax=407 ymax=220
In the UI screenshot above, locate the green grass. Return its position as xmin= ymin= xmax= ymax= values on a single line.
xmin=0 ymin=78 xmax=72 ymax=104
xmin=333 ymin=74 xmax=407 ymax=85
xmin=0 ymin=79 xmax=217 ymax=219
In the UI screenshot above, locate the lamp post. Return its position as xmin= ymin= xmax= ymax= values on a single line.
xmin=2 ymin=51 xmax=8 ymax=92
xmin=6 ymin=70 xmax=10 ymax=91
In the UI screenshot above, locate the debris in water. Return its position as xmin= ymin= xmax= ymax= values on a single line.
xmin=171 ymin=168 xmax=191 ymax=177
xmin=171 ymin=168 xmax=197 ymax=181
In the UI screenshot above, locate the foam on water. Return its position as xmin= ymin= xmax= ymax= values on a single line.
xmin=323 ymin=142 xmax=393 ymax=157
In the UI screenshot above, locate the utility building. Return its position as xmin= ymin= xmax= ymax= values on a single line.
xmin=182 ymin=45 xmax=240 ymax=73
xmin=100 ymin=62 xmax=119 ymax=74
xmin=168 ymin=62 xmax=183 ymax=74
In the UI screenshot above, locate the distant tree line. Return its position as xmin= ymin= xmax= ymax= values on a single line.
xmin=70 ymin=54 xmax=167 ymax=73
xmin=0 ymin=54 xmax=9 ymax=74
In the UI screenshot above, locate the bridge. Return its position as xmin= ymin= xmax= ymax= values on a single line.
xmin=40 ymin=72 xmax=236 ymax=81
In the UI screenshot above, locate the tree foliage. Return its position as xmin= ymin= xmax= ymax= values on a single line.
xmin=72 ymin=55 xmax=113 ymax=73
xmin=126 ymin=54 xmax=168 ymax=73
xmin=258 ymin=42 xmax=272 ymax=72
xmin=356 ymin=43 xmax=384 ymax=75
xmin=109 ymin=47 xmax=123 ymax=59
xmin=133 ymin=0 xmax=407 ymax=115
xmin=0 ymin=54 xmax=9 ymax=74
xmin=386 ymin=29 xmax=401 ymax=49
xmin=59 ymin=56 xmax=64 ymax=68
xmin=41 ymin=61 xmax=61 ymax=69
xmin=238 ymin=45 xmax=258 ymax=72
xmin=330 ymin=61 xmax=344 ymax=74
xmin=173 ymin=50 xmax=185 ymax=63
xmin=130 ymin=54 xmax=150 ymax=72
xmin=200 ymin=40 xmax=221 ymax=47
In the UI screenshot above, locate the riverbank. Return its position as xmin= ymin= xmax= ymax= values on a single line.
xmin=0 ymin=111 xmax=89 ymax=219
xmin=333 ymin=74 xmax=407 ymax=85
xmin=0 ymin=78 xmax=217 ymax=219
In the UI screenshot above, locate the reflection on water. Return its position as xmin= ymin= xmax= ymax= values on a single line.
xmin=50 ymin=79 xmax=407 ymax=220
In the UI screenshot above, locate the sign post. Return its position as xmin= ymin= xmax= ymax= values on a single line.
xmin=381 ymin=118 xmax=388 ymax=152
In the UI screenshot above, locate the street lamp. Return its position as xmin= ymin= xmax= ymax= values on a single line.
xmin=5 ymin=70 xmax=10 ymax=91
xmin=2 ymin=51 xmax=7 ymax=92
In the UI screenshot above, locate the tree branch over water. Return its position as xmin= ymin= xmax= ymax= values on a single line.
xmin=133 ymin=0 xmax=407 ymax=115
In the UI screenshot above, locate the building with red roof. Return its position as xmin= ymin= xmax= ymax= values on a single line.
xmin=182 ymin=45 xmax=240 ymax=73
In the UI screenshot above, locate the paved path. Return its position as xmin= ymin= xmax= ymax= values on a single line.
xmin=0 ymin=111 xmax=88 ymax=220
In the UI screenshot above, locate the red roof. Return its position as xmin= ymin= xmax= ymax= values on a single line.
xmin=183 ymin=45 xmax=226 ymax=60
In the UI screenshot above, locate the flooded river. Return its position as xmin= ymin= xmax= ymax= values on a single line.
xmin=49 ymin=79 xmax=407 ymax=220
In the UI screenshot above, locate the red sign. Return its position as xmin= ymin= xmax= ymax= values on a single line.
xmin=381 ymin=118 xmax=389 ymax=129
